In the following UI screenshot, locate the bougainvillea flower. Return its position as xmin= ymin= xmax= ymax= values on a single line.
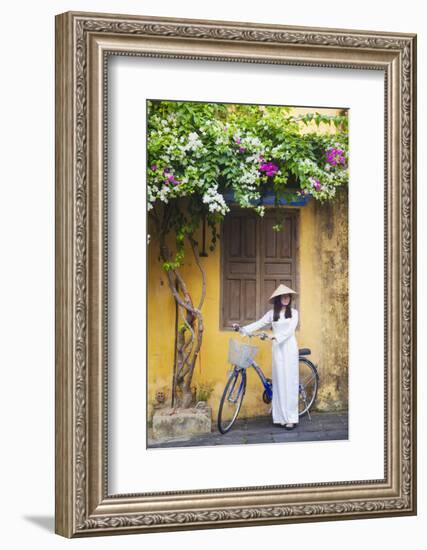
xmin=325 ymin=147 xmax=346 ymax=166
xmin=259 ymin=161 xmax=279 ymax=176
xmin=309 ymin=176 xmax=322 ymax=191
xmin=163 ymin=167 xmax=171 ymax=176
xmin=234 ymin=137 xmax=241 ymax=144
xmin=151 ymin=164 xmax=158 ymax=171
xmin=165 ymin=174 xmax=180 ymax=186
xmin=239 ymin=147 xmax=246 ymax=153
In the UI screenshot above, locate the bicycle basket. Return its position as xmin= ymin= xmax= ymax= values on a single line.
xmin=228 ymin=339 xmax=258 ymax=369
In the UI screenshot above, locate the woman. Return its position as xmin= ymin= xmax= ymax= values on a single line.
xmin=234 ymin=284 xmax=299 ymax=430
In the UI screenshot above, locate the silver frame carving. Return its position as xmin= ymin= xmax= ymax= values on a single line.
xmin=55 ymin=11 xmax=417 ymax=537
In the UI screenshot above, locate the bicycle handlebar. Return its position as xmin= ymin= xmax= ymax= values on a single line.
xmin=254 ymin=332 xmax=276 ymax=341
xmin=232 ymin=324 xmax=275 ymax=341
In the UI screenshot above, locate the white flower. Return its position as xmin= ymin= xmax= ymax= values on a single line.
xmin=180 ymin=132 xmax=203 ymax=152
xmin=245 ymin=154 xmax=261 ymax=164
xmin=158 ymin=185 xmax=171 ymax=203
xmin=202 ymin=185 xmax=229 ymax=215
xmin=240 ymin=135 xmax=262 ymax=150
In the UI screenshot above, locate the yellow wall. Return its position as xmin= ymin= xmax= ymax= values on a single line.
xmin=147 ymin=190 xmax=348 ymax=421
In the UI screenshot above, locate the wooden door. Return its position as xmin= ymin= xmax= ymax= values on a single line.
xmin=221 ymin=208 xmax=298 ymax=328
xmin=261 ymin=210 xmax=298 ymax=310
xmin=222 ymin=210 xmax=258 ymax=327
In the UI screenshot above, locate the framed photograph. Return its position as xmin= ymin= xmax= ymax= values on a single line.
xmin=55 ymin=11 xmax=417 ymax=537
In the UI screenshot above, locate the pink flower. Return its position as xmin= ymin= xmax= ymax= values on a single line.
xmin=169 ymin=174 xmax=181 ymax=185
xmin=309 ymin=177 xmax=322 ymax=191
xmin=164 ymin=173 xmax=180 ymax=186
xmin=325 ymin=147 xmax=346 ymax=166
xmin=259 ymin=161 xmax=279 ymax=176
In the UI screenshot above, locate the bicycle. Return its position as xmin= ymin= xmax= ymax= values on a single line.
xmin=217 ymin=327 xmax=320 ymax=434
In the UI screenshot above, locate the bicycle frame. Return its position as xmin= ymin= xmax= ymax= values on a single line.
xmin=231 ymin=361 xmax=272 ymax=402
xmin=251 ymin=361 xmax=273 ymax=401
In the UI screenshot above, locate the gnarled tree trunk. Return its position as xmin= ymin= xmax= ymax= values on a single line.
xmin=156 ymin=219 xmax=206 ymax=408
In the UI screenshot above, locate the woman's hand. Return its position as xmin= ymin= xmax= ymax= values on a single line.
xmin=260 ymin=332 xmax=276 ymax=341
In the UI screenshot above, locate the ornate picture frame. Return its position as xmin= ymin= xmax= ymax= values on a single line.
xmin=55 ymin=11 xmax=417 ymax=537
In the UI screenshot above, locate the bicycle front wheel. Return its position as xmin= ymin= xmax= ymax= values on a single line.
xmin=298 ymin=358 xmax=319 ymax=416
xmin=217 ymin=367 xmax=247 ymax=434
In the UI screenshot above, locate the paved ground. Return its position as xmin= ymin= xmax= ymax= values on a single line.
xmin=147 ymin=411 xmax=348 ymax=448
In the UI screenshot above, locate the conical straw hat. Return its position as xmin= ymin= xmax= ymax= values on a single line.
xmin=268 ymin=283 xmax=297 ymax=304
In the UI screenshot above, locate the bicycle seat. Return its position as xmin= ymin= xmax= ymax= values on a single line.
xmin=299 ymin=348 xmax=311 ymax=356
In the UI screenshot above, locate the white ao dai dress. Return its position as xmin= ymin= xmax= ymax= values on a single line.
xmin=241 ymin=308 xmax=299 ymax=425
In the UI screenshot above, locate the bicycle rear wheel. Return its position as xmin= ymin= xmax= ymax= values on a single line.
xmin=217 ymin=367 xmax=247 ymax=434
xmin=298 ymin=358 xmax=319 ymax=416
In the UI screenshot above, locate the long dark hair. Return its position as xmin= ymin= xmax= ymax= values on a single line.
xmin=273 ymin=295 xmax=292 ymax=322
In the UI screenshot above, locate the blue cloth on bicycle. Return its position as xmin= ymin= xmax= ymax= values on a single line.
xmin=241 ymin=308 xmax=299 ymax=425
